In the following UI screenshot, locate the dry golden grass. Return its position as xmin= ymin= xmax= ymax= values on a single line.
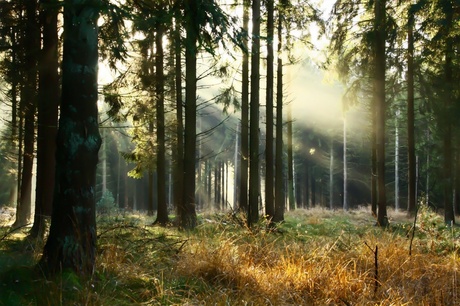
xmin=173 ymin=207 xmax=460 ymax=305
xmin=2 ymin=206 xmax=459 ymax=305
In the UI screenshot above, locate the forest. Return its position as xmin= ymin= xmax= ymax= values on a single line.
xmin=0 ymin=0 xmax=460 ymax=304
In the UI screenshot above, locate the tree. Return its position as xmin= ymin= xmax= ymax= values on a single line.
xmin=13 ymin=0 xmax=39 ymax=228
xmin=30 ymin=0 xmax=59 ymax=238
xmin=374 ymin=0 xmax=388 ymax=226
xmin=265 ymin=0 xmax=275 ymax=220
xmin=248 ymin=0 xmax=261 ymax=227
xmin=239 ymin=0 xmax=250 ymax=213
xmin=154 ymin=17 xmax=169 ymax=225
xmin=40 ymin=0 xmax=102 ymax=275
xmin=180 ymin=0 xmax=198 ymax=229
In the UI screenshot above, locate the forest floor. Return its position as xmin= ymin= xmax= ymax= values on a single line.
xmin=0 ymin=205 xmax=459 ymax=305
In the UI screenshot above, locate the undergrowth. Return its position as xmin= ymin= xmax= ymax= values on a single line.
xmin=0 ymin=206 xmax=459 ymax=305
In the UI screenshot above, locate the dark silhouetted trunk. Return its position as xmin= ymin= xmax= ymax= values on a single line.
xmin=180 ymin=0 xmax=198 ymax=229
xmin=40 ymin=0 xmax=102 ymax=275
xmin=374 ymin=0 xmax=388 ymax=227
xmin=239 ymin=0 xmax=250 ymax=213
xmin=265 ymin=0 xmax=274 ymax=220
xmin=248 ymin=0 xmax=261 ymax=226
xmin=31 ymin=0 xmax=59 ymax=238
xmin=155 ymin=23 xmax=169 ymax=225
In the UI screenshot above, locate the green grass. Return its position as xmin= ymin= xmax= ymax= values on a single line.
xmin=1 ymin=206 xmax=459 ymax=305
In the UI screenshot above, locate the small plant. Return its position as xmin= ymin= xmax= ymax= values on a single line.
xmin=97 ymin=191 xmax=117 ymax=215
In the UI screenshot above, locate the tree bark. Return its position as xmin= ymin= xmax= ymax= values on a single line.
xmin=239 ymin=0 xmax=250 ymax=213
xmin=180 ymin=0 xmax=198 ymax=229
xmin=374 ymin=0 xmax=388 ymax=227
xmin=154 ymin=22 xmax=169 ymax=225
xmin=265 ymin=0 xmax=275 ymax=220
xmin=406 ymin=7 xmax=416 ymax=215
xmin=40 ymin=0 xmax=102 ymax=275
xmin=248 ymin=0 xmax=261 ymax=226
xmin=30 ymin=0 xmax=60 ymax=238
xmin=274 ymin=6 xmax=284 ymax=222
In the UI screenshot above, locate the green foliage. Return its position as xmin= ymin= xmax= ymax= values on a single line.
xmin=97 ymin=190 xmax=117 ymax=215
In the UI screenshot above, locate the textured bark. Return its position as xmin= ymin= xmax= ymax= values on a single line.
xmin=239 ymin=0 xmax=250 ymax=213
xmin=40 ymin=0 xmax=101 ymax=275
xmin=265 ymin=0 xmax=275 ymax=220
xmin=248 ymin=0 xmax=261 ymax=227
xmin=180 ymin=0 xmax=198 ymax=229
xmin=30 ymin=0 xmax=60 ymax=237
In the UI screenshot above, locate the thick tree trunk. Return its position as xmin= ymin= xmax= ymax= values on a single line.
xmin=40 ymin=0 xmax=101 ymax=275
xmin=239 ymin=0 xmax=250 ymax=213
xmin=248 ymin=0 xmax=261 ymax=226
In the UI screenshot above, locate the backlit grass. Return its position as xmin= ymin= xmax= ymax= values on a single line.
xmin=0 ymin=206 xmax=459 ymax=305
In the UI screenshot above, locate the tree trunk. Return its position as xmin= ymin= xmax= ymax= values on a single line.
xmin=40 ymin=0 xmax=101 ymax=275
xmin=274 ymin=7 xmax=284 ymax=222
xmin=248 ymin=0 xmax=261 ymax=227
xmin=14 ymin=0 xmax=39 ymax=228
xmin=406 ymin=8 xmax=416 ymax=215
xmin=239 ymin=0 xmax=250 ymax=213
xmin=173 ymin=3 xmax=184 ymax=217
xmin=374 ymin=0 xmax=388 ymax=227
xmin=180 ymin=0 xmax=198 ymax=229
xmin=442 ymin=1 xmax=454 ymax=225
xmin=343 ymin=117 xmax=348 ymax=210
xmin=395 ymin=108 xmax=400 ymax=211
xmin=329 ymin=138 xmax=334 ymax=210
xmin=287 ymin=103 xmax=295 ymax=211
xmin=265 ymin=0 xmax=275 ymax=220
xmin=30 ymin=0 xmax=60 ymax=238
xmin=155 ymin=23 xmax=169 ymax=225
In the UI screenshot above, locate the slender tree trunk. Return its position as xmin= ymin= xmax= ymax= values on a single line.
xmin=155 ymin=23 xmax=169 ymax=225
xmin=181 ymin=0 xmax=198 ymax=229
xmin=239 ymin=0 xmax=250 ymax=213
xmin=234 ymin=122 xmax=240 ymax=208
xmin=173 ymin=4 xmax=184 ymax=217
xmin=147 ymin=120 xmax=154 ymax=216
xmin=395 ymin=108 xmax=400 ymax=211
xmin=31 ymin=0 xmax=59 ymax=238
xmin=40 ymin=0 xmax=102 ymax=275
xmin=329 ymin=138 xmax=334 ymax=210
xmin=248 ymin=0 xmax=261 ymax=226
xmin=442 ymin=0 xmax=454 ymax=225
xmin=274 ymin=6 xmax=284 ymax=222
xmin=374 ymin=0 xmax=388 ymax=226
xmin=407 ymin=8 xmax=416 ymax=215
xmin=371 ymin=97 xmax=377 ymax=216
xmin=343 ymin=117 xmax=348 ymax=210
xmin=14 ymin=0 xmax=39 ymax=228
xmin=287 ymin=103 xmax=295 ymax=211
xmin=265 ymin=0 xmax=275 ymax=220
